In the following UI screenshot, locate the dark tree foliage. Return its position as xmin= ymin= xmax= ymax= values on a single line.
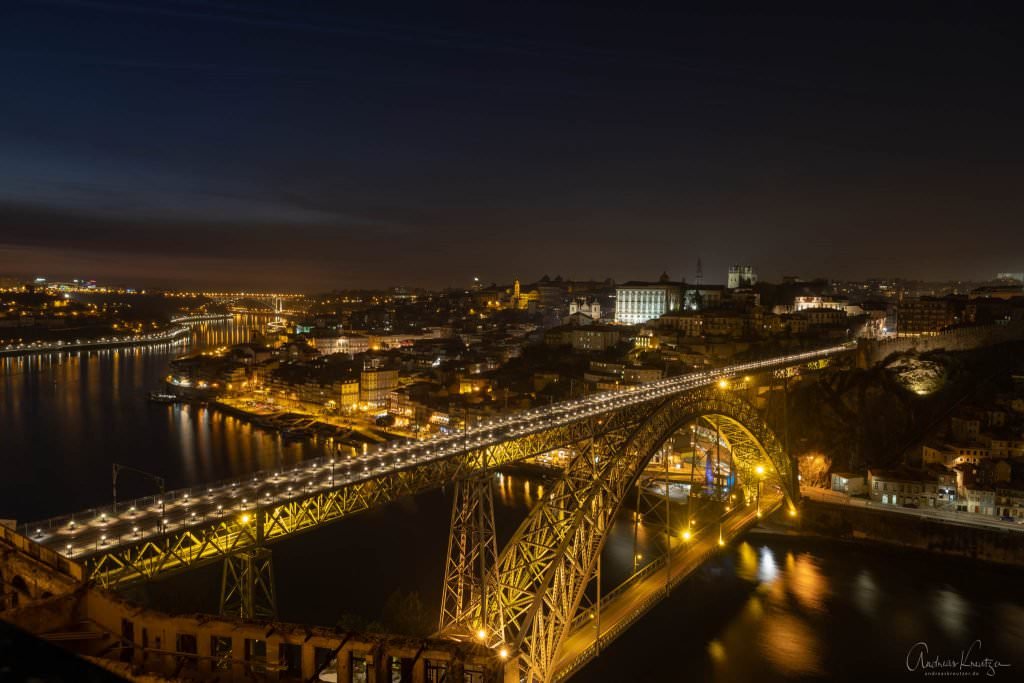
xmin=379 ymin=590 xmax=433 ymax=637
xmin=766 ymin=341 xmax=1024 ymax=471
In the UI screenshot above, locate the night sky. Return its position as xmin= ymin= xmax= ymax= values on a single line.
xmin=1 ymin=2 xmax=1021 ymax=290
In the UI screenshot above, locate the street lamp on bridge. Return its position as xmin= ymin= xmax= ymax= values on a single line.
xmin=755 ymin=464 xmax=765 ymax=518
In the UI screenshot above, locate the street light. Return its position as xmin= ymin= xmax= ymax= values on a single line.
xmin=755 ymin=465 xmax=765 ymax=517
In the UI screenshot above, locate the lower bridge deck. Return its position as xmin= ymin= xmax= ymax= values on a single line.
xmin=553 ymin=494 xmax=783 ymax=680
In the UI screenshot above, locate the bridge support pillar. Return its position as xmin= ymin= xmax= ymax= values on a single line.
xmin=439 ymin=462 xmax=500 ymax=639
xmin=219 ymin=546 xmax=277 ymax=621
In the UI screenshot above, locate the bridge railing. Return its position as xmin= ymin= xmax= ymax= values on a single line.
xmin=169 ymin=314 xmax=234 ymax=323
xmin=24 ymin=344 xmax=849 ymax=549
xmin=555 ymin=500 xmax=782 ymax=681
xmin=555 ymin=544 xmax=720 ymax=682
xmin=18 ymin=457 xmax=334 ymax=540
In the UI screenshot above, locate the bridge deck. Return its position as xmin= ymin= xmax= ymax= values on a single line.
xmin=22 ymin=345 xmax=848 ymax=584
xmin=553 ymin=495 xmax=783 ymax=681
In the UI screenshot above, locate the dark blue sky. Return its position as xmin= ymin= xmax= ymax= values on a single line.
xmin=1 ymin=1 xmax=1021 ymax=290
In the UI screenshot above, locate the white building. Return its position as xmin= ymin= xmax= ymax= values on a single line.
xmin=614 ymin=277 xmax=682 ymax=325
xmin=313 ymin=334 xmax=370 ymax=356
xmin=569 ymin=297 xmax=602 ymax=322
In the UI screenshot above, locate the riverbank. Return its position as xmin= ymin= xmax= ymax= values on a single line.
xmin=769 ymin=499 xmax=1024 ymax=567
xmin=0 ymin=325 xmax=190 ymax=357
xmin=209 ymin=398 xmax=402 ymax=454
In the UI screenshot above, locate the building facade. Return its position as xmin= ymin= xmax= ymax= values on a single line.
xmin=727 ymin=265 xmax=757 ymax=289
xmin=614 ymin=278 xmax=682 ymax=324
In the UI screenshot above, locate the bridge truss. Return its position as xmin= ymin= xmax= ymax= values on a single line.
xmin=440 ymin=388 xmax=795 ymax=683
xmin=38 ymin=345 xmax=848 ymax=591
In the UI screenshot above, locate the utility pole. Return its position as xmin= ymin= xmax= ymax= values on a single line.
xmin=112 ymin=463 xmax=165 ymax=514
xmin=595 ymin=552 xmax=602 ymax=655
xmin=688 ymin=420 xmax=698 ymax=533
xmin=664 ymin=441 xmax=671 ymax=595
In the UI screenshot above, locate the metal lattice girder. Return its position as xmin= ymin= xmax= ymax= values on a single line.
xmin=485 ymin=389 xmax=794 ymax=683
xmin=64 ymin=346 xmax=850 ymax=587
xmin=219 ymin=546 xmax=277 ymax=621
xmin=440 ymin=469 xmax=501 ymax=639
xmin=80 ymin=403 xmax=655 ymax=587
xmin=85 ymin=519 xmax=261 ymax=587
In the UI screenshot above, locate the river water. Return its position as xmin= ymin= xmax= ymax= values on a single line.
xmin=0 ymin=318 xmax=332 ymax=522
xmin=2 ymin=319 xmax=1023 ymax=681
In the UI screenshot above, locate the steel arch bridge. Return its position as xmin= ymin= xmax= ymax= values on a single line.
xmin=29 ymin=345 xmax=847 ymax=589
xmin=439 ymin=388 xmax=795 ymax=683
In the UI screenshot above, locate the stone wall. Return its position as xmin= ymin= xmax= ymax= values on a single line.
xmin=799 ymin=499 xmax=1024 ymax=566
xmin=2 ymin=524 xmax=505 ymax=682
xmin=857 ymin=321 xmax=1024 ymax=367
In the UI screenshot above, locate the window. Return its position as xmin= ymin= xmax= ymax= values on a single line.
xmin=120 ymin=619 xmax=134 ymax=663
xmin=176 ymin=633 xmax=197 ymax=655
xmin=211 ymin=636 xmax=232 ymax=671
xmin=280 ymin=643 xmax=303 ymax=679
xmin=426 ymin=660 xmax=448 ymax=683
xmin=352 ymin=652 xmax=368 ymax=683
xmin=313 ymin=647 xmax=334 ymax=677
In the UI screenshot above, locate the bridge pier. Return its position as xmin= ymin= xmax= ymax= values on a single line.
xmin=439 ymin=458 xmax=500 ymax=641
xmin=219 ymin=507 xmax=277 ymax=622
xmin=219 ymin=546 xmax=277 ymax=621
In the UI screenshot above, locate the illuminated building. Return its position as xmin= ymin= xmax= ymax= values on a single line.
xmin=968 ymin=284 xmax=1024 ymax=301
xmin=568 ymin=297 xmax=601 ymax=321
xmin=312 ymin=334 xmax=370 ymax=356
xmin=896 ymin=297 xmax=961 ymax=335
xmin=510 ymin=279 xmax=540 ymax=310
xmin=544 ymin=324 xmax=622 ymax=351
xmin=727 ymin=265 xmax=757 ymax=289
xmin=360 ymin=363 xmax=399 ymax=409
xmin=867 ymin=467 xmax=957 ymax=508
xmin=614 ymin=274 xmax=682 ymax=324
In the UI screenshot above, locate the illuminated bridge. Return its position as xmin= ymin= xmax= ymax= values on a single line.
xmin=20 ymin=342 xmax=854 ymax=682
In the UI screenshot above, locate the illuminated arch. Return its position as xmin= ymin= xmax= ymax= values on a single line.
xmin=484 ymin=388 xmax=794 ymax=682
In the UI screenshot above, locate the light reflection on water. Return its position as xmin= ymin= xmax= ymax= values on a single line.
xmin=1 ymin=318 xmax=333 ymax=521
xmin=575 ymin=537 xmax=1024 ymax=682
xmin=931 ymin=587 xmax=972 ymax=641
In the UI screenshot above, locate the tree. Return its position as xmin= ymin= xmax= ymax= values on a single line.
xmin=380 ymin=590 xmax=433 ymax=637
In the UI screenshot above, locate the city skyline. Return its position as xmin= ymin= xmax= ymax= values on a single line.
xmin=4 ymin=4 xmax=1024 ymax=681
xmin=2 ymin=2 xmax=1022 ymax=289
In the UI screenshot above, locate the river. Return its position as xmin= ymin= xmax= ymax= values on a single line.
xmin=0 ymin=317 xmax=333 ymax=522
xmin=2 ymin=319 xmax=1023 ymax=681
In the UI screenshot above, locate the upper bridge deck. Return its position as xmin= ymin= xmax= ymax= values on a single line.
xmin=22 ymin=343 xmax=853 ymax=584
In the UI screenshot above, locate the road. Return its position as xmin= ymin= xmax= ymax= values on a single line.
xmin=22 ymin=344 xmax=851 ymax=562
xmin=553 ymin=495 xmax=783 ymax=680
xmin=800 ymin=486 xmax=1024 ymax=533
